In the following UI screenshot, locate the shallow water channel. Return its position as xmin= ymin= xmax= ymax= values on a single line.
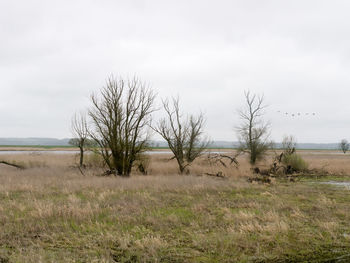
xmin=320 ymin=181 xmax=350 ymax=189
xmin=0 ymin=150 xmax=79 ymax=155
xmin=0 ymin=150 xmax=229 ymax=155
xmin=0 ymin=150 xmax=171 ymax=155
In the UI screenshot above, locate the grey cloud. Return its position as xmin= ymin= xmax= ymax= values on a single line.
xmin=0 ymin=0 xmax=350 ymax=142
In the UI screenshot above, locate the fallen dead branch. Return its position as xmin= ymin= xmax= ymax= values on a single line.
xmin=207 ymin=152 xmax=240 ymax=168
xmin=248 ymin=151 xmax=332 ymax=184
xmin=204 ymin=171 xmax=226 ymax=178
xmin=247 ymin=175 xmax=271 ymax=184
xmin=0 ymin=161 xmax=25 ymax=169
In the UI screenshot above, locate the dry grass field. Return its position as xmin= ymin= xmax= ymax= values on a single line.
xmin=0 ymin=150 xmax=349 ymax=262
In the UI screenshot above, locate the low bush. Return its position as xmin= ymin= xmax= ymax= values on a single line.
xmin=84 ymin=152 xmax=105 ymax=168
xmin=282 ymin=153 xmax=308 ymax=172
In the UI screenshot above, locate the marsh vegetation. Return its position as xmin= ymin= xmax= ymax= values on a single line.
xmin=0 ymin=151 xmax=349 ymax=262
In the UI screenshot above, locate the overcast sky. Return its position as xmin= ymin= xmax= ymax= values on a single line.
xmin=0 ymin=0 xmax=349 ymax=143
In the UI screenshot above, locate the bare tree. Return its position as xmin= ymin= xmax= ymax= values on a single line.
xmin=88 ymin=76 xmax=156 ymax=177
xmin=69 ymin=111 xmax=88 ymax=168
xmin=273 ymin=135 xmax=297 ymax=167
xmin=237 ymin=91 xmax=272 ymax=165
xmin=339 ymin=139 xmax=349 ymax=154
xmin=282 ymin=135 xmax=297 ymax=156
xmin=153 ymin=97 xmax=209 ymax=174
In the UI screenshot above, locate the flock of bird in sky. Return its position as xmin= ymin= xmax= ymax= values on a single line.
xmin=276 ymin=111 xmax=316 ymax=117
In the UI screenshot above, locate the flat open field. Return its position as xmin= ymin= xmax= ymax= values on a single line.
xmin=0 ymin=150 xmax=349 ymax=262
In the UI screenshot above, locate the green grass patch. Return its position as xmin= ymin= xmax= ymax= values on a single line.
xmin=1 ymin=176 xmax=350 ymax=262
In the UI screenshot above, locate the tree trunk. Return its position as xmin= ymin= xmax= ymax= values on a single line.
xmin=79 ymin=146 xmax=84 ymax=168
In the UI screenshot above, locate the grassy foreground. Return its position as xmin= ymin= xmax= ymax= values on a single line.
xmin=0 ymin=164 xmax=350 ymax=262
